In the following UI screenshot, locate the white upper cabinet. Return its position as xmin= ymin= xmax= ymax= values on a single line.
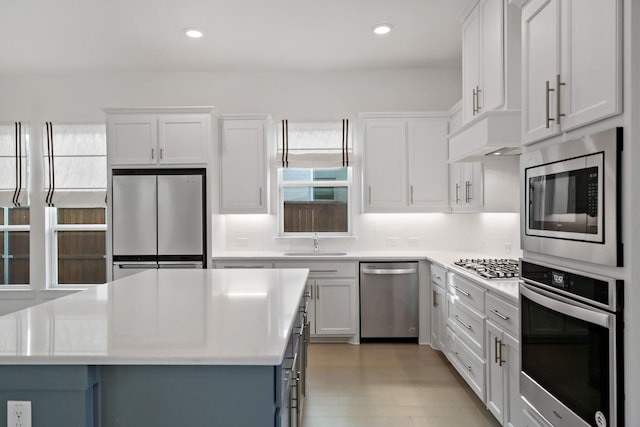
xmin=449 ymin=162 xmax=484 ymax=211
xmin=462 ymin=0 xmax=506 ymax=124
xmin=522 ymin=0 xmax=621 ymax=145
xmin=220 ymin=115 xmax=271 ymax=214
xmin=450 ymin=0 xmax=521 ymax=162
xmin=106 ymin=108 xmax=213 ymax=167
xmin=362 ymin=114 xmax=449 ymax=213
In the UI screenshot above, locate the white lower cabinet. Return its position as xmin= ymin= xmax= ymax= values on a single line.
xmin=309 ymin=279 xmax=356 ymax=335
xmin=430 ymin=263 xmax=448 ymax=351
xmin=447 ymin=326 xmax=485 ymax=400
xmin=486 ymin=320 xmax=521 ymax=427
xmin=275 ymin=261 xmax=357 ymax=339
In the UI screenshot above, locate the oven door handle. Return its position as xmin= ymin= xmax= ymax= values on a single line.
xmin=520 ymin=283 xmax=610 ymax=328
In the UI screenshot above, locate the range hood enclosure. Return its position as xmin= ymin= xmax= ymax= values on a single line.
xmin=448 ymin=111 xmax=521 ymax=162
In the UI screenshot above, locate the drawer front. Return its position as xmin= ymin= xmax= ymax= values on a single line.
xmin=274 ymin=261 xmax=356 ymax=278
xmin=430 ymin=263 xmax=447 ymax=288
xmin=448 ymin=296 xmax=485 ymax=357
xmin=447 ymin=327 xmax=485 ymax=401
xmin=214 ymin=261 xmax=273 ymax=269
xmin=448 ymin=273 xmax=485 ymax=312
xmin=485 ymin=293 xmax=519 ymax=337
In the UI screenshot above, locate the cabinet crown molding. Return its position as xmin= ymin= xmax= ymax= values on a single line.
xmin=103 ymin=106 xmax=217 ymax=115
xmin=359 ymin=111 xmax=450 ymax=119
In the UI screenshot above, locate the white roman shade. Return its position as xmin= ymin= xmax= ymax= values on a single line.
xmin=0 ymin=123 xmax=28 ymax=207
xmin=278 ymin=120 xmax=352 ymax=168
xmin=43 ymin=123 xmax=107 ymax=207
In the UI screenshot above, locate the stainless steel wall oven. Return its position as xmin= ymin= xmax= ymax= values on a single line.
xmin=520 ymin=259 xmax=623 ymax=427
xmin=521 ymin=127 xmax=622 ymax=266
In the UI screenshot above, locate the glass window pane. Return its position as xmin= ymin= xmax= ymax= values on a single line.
xmin=282 ymin=167 xmax=348 ymax=182
xmin=8 ymin=207 xmax=29 ymax=225
xmin=0 ymin=208 xmax=4 ymax=226
xmin=57 ymin=231 xmax=106 ymax=285
xmin=57 ymin=208 xmax=105 ymax=225
xmin=283 ymin=185 xmax=348 ymax=233
xmin=1 ymin=231 xmax=30 ymax=285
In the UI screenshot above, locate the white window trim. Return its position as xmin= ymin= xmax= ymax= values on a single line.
xmin=46 ymin=207 xmax=107 ymax=288
xmin=277 ymin=167 xmax=353 ymax=237
xmin=0 ymin=209 xmax=30 ymax=288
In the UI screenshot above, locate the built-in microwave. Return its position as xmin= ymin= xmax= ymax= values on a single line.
xmin=521 ymin=128 xmax=622 ymax=266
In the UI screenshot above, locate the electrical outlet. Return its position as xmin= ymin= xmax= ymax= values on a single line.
xmin=7 ymin=401 xmax=32 ymax=427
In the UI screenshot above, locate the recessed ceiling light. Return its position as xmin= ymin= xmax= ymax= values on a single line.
xmin=184 ymin=28 xmax=203 ymax=38
xmin=372 ymin=23 xmax=393 ymax=35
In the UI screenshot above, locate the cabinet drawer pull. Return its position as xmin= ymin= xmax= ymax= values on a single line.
xmin=453 ymin=285 xmax=470 ymax=297
xmin=454 ymin=351 xmax=472 ymax=372
xmin=489 ymin=309 xmax=510 ymax=321
xmin=454 ymin=314 xmax=472 ymax=330
xmin=309 ymin=269 xmax=339 ymax=273
xmin=432 ymin=274 xmax=442 ymax=281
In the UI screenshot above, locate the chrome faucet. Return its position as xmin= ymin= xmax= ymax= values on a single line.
xmin=312 ymin=233 xmax=319 ymax=253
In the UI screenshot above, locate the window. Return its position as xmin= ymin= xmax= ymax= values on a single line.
xmin=43 ymin=123 xmax=107 ymax=286
xmin=49 ymin=208 xmax=107 ymax=285
xmin=0 ymin=207 xmax=30 ymax=285
xmin=277 ymin=121 xmax=353 ymax=235
xmin=0 ymin=123 xmax=29 ymax=285
xmin=280 ymin=167 xmax=351 ymax=235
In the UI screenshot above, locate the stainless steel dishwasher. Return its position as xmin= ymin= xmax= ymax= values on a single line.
xmin=359 ymin=262 xmax=419 ymax=341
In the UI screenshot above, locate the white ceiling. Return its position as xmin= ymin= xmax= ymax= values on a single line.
xmin=0 ymin=0 xmax=469 ymax=73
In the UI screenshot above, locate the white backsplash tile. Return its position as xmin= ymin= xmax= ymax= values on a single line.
xmin=214 ymin=212 xmax=521 ymax=257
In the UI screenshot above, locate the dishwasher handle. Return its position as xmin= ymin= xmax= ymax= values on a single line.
xmin=361 ymin=268 xmax=417 ymax=275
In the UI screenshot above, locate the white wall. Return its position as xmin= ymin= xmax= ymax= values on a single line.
xmin=0 ymin=68 xmax=461 ymax=121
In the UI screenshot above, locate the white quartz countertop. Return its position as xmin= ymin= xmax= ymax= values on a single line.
xmin=0 ymin=268 xmax=309 ymax=366
xmin=213 ymin=250 xmax=521 ymax=302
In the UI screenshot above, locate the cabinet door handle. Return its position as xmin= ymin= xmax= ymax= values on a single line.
xmin=545 ymin=80 xmax=555 ymax=128
xmin=494 ymin=337 xmax=501 ymax=364
xmin=455 ymin=184 xmax=460 ymax=204
xmin=433 ymin=290 xmax=438 ymax=307
xmin=453 ymin=285 xmax=471 ymax=297
xmin=159 ymin=148 xmax=163 ymax=159
xmin=475 ymin=85 xmax=482 ymax=113
xmin=454 ymin=314 xmax=472 ymax=330
xmin=497 ymin=338 xmax=506 ymax=367
xmin=410 ymin=185 xmax=414 ymax=204
xmin=556 ymin=74 xmax=566 ymax=124
xmin=316 ymin=283 xmax=319 ymax=300
xmin=308 ymin=284 xmax=313 ymax=299
xmin=368 ymin=186 xmax=372 ymax=205
xmin=489 ymin=309 xmax=510 ymax=321
xmin=151 ymin=148 xmax=155 ymax=159
xmin=465 ymin=181 xmax=472 ymax=203
xmin=472 ymin=88 xmax=477 ymax=115
xmin=259 ymin=187 xmax=263 ymax=206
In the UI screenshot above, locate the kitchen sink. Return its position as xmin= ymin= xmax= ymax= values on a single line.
xmin=282 ymin=252 xmax=348 ymax=256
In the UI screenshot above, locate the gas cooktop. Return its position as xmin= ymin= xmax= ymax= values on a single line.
xmin=453 ymin=258 xmax=520 ymax=280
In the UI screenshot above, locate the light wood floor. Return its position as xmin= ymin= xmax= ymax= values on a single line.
xmin=302 ymin=343 xmax=502 ymax=427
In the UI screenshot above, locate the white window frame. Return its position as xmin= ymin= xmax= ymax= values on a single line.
xmin=0 ymin=208 xmax=30 ymax=287
xmin=46 ymin=207 xmax=107 ymax=288
xmin=277 ymin=166 xmax=353 ymax=237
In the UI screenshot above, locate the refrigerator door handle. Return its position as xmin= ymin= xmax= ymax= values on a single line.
xmin=157 ymin=262 xmax=203 ymax=269
xmin=116 ymin=263 xmax=158 ymax=269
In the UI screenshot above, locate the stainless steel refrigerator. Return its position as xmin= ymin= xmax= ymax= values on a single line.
xmin=111 ymin=169 xmax=206 ymax=280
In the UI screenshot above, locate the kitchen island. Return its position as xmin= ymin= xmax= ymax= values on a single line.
xmin=0 ymin=268 xmax=309 ymax=427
